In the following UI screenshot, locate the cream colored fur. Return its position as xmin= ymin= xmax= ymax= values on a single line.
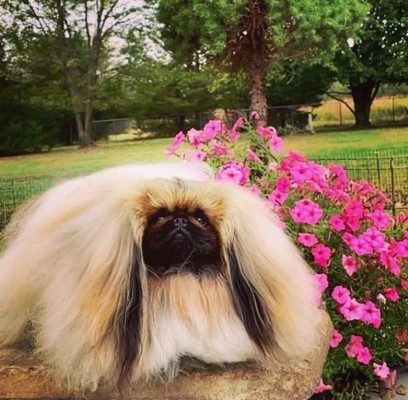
xmin=0 ymin=162 xmax=321 ymax=390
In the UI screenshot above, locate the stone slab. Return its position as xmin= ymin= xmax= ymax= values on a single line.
xmin=0 ymin=311 xmax=332 ymax=400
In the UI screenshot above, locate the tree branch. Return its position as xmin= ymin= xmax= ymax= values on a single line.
xmin=84 ymin=0 xmax=92 ymax=47
xmin=326 ymin=92 xmax=355 ymax=115
xmin=370 ymin=83 xmax=380 ymax=106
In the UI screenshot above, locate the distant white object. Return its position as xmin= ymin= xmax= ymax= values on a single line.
xmin=347 ymin=37 xmax=355 ymax=48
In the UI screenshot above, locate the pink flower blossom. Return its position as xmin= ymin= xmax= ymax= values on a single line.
xmin=382 ymin=370 xmax=397 ymax=389
xmin=344 ymin=200 xmax=365 ymax=219
xmin=256 ymin=126 xmax=276 ymax=139
xmin=275 ymin=177 xmax=291 ymax=193
xmin=342 ymin=232 xmax=356 ymax=246
xmin=202 ymin=120 xmax=222 ymax=141
xmin=356 ymin=346 xmax=372 ymax=365
xmin=345 ymin=335 xmax=364 ymax=357
xmin=268 ymin=161 xmax=278 ymax=171
xmin=269 ymin=135 xmax=284 ymax=153
xmin=361 ymin=227 xmax=388 ymax=252
xmin=290 ymin=162 xmax=314 ymax=184
xmin=166 ymin=131 xmax=186 ymax=156
xmin=247 ymin=149 xmax=262 ymax=162
xmin=361 ymin=301 xmax=381 ymax=328
xmin=396 ymin=239 xmax=408 ymax=257
xmin=228 ymin=117 xmax=244 ymax=141
xmin=332 ymin=286 xmax=351 ymax=305
xmin=267 ymin=189 xmax=288 ymax=207
xmin=340 ymin=298 xmax=363 ymax=321
xmin=329 ymin=215 xmax=346 ymax=231
xmin=187 ymin=128 xmax=203 ymax=147
xmin=330 ymin=329 xmax=343 ymax=348
xmin=216 ymin=162 xmax=250 ymax=185
xmin=380 ymin=251 xmax=401 ymax=276
xmin=370 ymin=209 xmax=393 ymax=229
xmin=250 ymin=111 xmax=260 ymax=120
xmin=209 ymin=139 xmax=230 ymax=156
xmin=349 ymin=236 xmax=373 ymax=256
xmin=315 ymin=273 xmax=329 ymax=293
xmin=342 ymin=255 xmax=359 ymax=276
xmin=314 ymin=378 xmax=332 ymax=393
xmin=298 ymin=233 xmax=318 ymax=247
xmin=290 ymin=199 xmax=324 ymax=225
xmin=312 ymin=244 xmax=332 ymax=268
xmin=190 ymin=150 xmax=207 ymax=161
xmin=401 ymin=279 xmax=408 ymax=291
xmin=376 ymin=293 xmax=386 ymax=304
xmin=383 ymin=287 xmax=399 ymax=302
xmin=248 ymin=184 xmax=261 ymax=196
xmin=373 ymin=362 xmax=390 ymax=379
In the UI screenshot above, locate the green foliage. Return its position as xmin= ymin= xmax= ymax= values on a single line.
xmin=157 ymin=0 xmax=368 ymax=69
xmin=267 ymin=62 xmax=336 ymax=106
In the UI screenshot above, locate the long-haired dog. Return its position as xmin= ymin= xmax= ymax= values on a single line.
xmin=0 ymin=162 xmax=321 ymax=391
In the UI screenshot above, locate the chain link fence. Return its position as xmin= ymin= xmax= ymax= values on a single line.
xmin=1 ymin=154 xmax=407 ymax=232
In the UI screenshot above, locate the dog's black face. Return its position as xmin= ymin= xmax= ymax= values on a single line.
xmin=142 ymin=207 xmax=221 ymax=276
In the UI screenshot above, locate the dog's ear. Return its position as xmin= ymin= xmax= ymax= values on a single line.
xmin=222 ymin=187 xmax=322 ymax=362
xmin=19 ymin=183 xmax=150 ymax=389
xmin=226 ymin=246 xmax=276 ymax=356
xmin=113 ymin=241 xmax=146 ymax=389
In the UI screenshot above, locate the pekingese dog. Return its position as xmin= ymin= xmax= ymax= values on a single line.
xmin=0 ymin=162 xmax=321 ymax=390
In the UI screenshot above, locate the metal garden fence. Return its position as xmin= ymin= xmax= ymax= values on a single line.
xmin=1 ymin=155 xmax=407 ymax=232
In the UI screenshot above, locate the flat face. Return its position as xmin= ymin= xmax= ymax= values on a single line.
xmin=138 ymin=179 xmax=227 ymax=276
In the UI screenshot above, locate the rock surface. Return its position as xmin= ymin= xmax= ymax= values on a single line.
xmin=0 ymin=311 xmax=332 ymax=400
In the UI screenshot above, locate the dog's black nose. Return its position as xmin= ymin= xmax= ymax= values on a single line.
xmin=173 ymin=217 xmax=188 ymax=229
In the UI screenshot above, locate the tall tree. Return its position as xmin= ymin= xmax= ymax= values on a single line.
xmin=328 ymin=0 xmax=408 ymax=128
xmin=2 ymin=0 xmax=142 ymax=147
xmin=156 ymin=0 xmax=368 ymax=127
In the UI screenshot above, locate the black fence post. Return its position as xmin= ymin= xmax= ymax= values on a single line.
xmin=390 ymin=158 xmax=396 ymax=218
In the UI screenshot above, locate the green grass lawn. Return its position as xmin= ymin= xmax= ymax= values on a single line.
xmin=0 ymin=126 xmax=406 ymax=179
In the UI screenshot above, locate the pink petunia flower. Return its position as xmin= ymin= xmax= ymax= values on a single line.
xmin=298 ymin=233 xmax=318 ymax=247
xmin=290 ymin=199 xmax=324 ymax=225
xmin=345 ymin=335 xmax=364 ymax=357
xmin=370 ymin=209 xmax=393 ymax=229
xmin=383 ymin=287 xmax=399 ymax=302
xmin=349 ymin=236 xmax=373 ymax=256
xmin=290 ymin=162 xmax=314 ymax=184
xmin=256 ymin=126 xmax=277 ymax=139
xmin=190 ymin=150 xmax=207 ymax=162
xmin=332 ymin=286 xmax=351 ymax=304
xmin=339 ymin=298 xmax=363 ymax=321
xmin=361 ymin=227 xmax=389 ymax=252
xmin=269 ymin=135 xmax=284 ymax=153
xmin=380 ymin=251 xmax=401 ymax=276
xmin=342 ymin=255 xmax=359 ymax=276
xmin=248 ymin=184 xmax=262 ymax=196
xmin=356 ymin=346 xmax=372 ymax=365
xmin=373 ymin=362 xmax=390 ymax=379
xmin=361 ymin=301 xmax=381 ymax=328
xmin=329 ymin=215 xmax=346 ymax=232
xmin=315 ymin=273 xmax=329 ymax=293
xmin=247 ymin=149 xmax=262 ymax=162
xmin=314 ymin=378 xmax=333 ymax=393
xmin=202 ymin=120 xmax=222 ymax=141
xmin=330 ymin=329 xmax=343 ymax=348
xmin=209 ymin=139 xmax=230 ymax=156
xmin=267 ymin=189 xmax=288 ymax=207
xmin=396 ymin=239 xmax=408 ymax=257
xmin=187 ymin=128 xmax=203 ymax=147
xmin=312 ymin=244 xmax=332 ymax=268
xmin=216 ymin=162 xmax=250 ymax=185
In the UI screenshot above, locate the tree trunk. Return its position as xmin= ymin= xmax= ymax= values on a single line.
xmin=249 ymin=52 xmax=268 ymax=128
xmin=350 ymin=80 xmax=379 ymax=128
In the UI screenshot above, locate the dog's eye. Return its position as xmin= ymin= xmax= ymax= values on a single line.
xmin=152 ymin=208 xmax=170 ymax=222
xmin=193 ymin=210 xmax=209 ymax=226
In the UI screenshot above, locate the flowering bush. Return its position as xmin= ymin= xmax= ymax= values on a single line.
xmin=167 ymin=116 xmax=408 ymax=398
